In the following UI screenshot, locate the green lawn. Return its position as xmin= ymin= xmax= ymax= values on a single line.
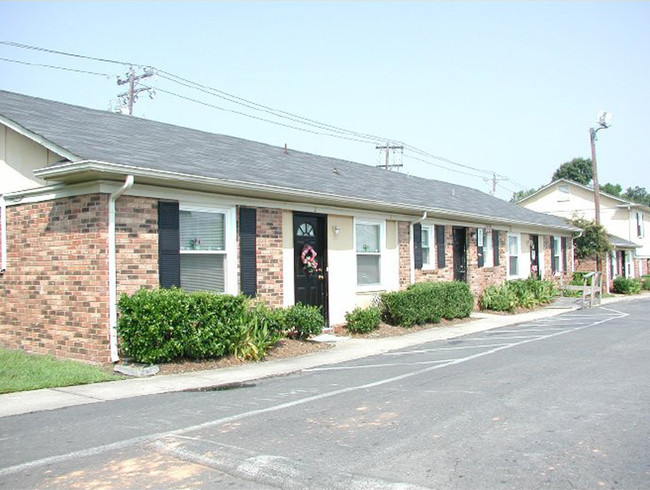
xmin=0 ymin=348 xmax=122 ymax=394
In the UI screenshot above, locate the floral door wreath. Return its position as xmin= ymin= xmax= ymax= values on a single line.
xmin=301 ymin=244 xmax=321 ymax=274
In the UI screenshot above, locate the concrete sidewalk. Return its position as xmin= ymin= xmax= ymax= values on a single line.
xmin=0 ymin=294 xmax=643 ymax=419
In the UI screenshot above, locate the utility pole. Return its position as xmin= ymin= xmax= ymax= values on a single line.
xmin=117 ymin=66 xmax=154 ymax=115
xmin=485 ymin=173 xmax=507 ymax=196
xmin=375 ymin=143 xmax=404 ymax=171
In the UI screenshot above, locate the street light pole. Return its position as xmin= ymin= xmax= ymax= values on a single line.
xmin=590 ymin=126 xmax=602 ymax=226
xmin=589 ymin=111 xmax=612 ymax=290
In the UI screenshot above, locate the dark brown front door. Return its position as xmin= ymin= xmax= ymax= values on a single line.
xmin=294 ymin=212 xmax=328 ymax=322
xmin=530 ymin=235 xmax=540 ymax=278
xmin=453 ymin=226 xmax=468 ymax=282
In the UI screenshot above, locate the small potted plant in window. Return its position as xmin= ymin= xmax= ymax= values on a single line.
xmin=189 ymin=238 xmax=202 ymax=250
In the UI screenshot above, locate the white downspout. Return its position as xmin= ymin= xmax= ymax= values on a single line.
xmin=0 ymin=195 xmax=6 ymax=275
xmin=108 ymin=175 xmax=134 ymax=362
xmin=409 ymin=211 xmax=428 ymax=284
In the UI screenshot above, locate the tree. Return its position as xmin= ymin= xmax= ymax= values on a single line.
xmin=622 ymin=186 xmax=650 ymax=207
xmin=551 ymin=158 xmax=592 ymax=186
xmin=572 ymin=217 xmax=611 ymax=260
xmin=599 ymin=182 xmax=622 ymax=197
xmin=510 ymin=187 xmax=539 ymax=203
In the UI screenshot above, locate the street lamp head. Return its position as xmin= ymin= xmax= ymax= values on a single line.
xmin=597 ymin=111 xmax=613 ymax=129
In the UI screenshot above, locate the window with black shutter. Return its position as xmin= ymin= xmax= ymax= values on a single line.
xmin=561 ymin=237 xmax=568 ymax=273
xmin=413 ymin=223 xmax=423 ymax=270
xmin=477 ymin=228 xmax=484 ymax=268
xmin=158 ymin=201 xmax=180 ymax=288
xmin=493 ymin=230 xmax=500 ymax=266
xmin=240 ymin=207 xmax=257 ymax=297
xmin=436 ymin=225 xmax=446 ymax=268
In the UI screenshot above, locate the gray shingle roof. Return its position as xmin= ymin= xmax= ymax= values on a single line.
xmin=608 ymin=234 xmax=640 ymax=249
xmin=0 ymin=89 xmax=576 ymax=232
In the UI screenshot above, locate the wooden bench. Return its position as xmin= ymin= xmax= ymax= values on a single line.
xmin=561 ymin=271 xmax=602 ymax=308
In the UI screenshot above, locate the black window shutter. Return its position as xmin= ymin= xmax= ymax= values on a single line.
xmin=493 ymin=230 xmax=500 ymax=266
xmin=240 ymin=207 xmax=257 ymax=297
xmin=551 ymin=236 xmax=556 ymax=273
xmin=413 ymin=223 xmax=423 ymax=270
xmin=477 ymin=229 xmax=484 ymax=268
xmin=158 ymin=201 xmax=180 ymax=288
xmin=436 ymin=225 xmax=446 ymax=268
xmin=561 ymin=237 xmax=568 ymax=272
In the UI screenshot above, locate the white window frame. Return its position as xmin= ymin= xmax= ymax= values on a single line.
xmin=179 ymin=204 xmax=237 ymax=294
xmin=354 ymin=219 xmax=384 ymax=290
xmin=507 ymin=233 xmax=521 ymax=278
xmin=637 ymin=211 xmax=644 ymax=239
xmin=421 ymin=224 xmax=436 ymax=270
xmin=483 ymin=229 xmax=494 ymax=268
xmin=553 ymin=236 xmax=563 ymax=274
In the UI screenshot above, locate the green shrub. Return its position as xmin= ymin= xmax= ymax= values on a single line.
xmin=284 ymin=303 xmax=324 ymax=339
xmin=479 ymin=278 xmax=557 ymax=312
xmin=641 ymin=275 xmax=650 ymax=291
xmin=117 ymin=288 xmax=249 ymax=364
xmin=345 ymin=307 xmax=381 ymax=334
xmin=479 ymin=284 xmax=517 ymax=312
xmin=612 ymin=277 xmax=641 ymax=295
xmin=380 ymin=281 xmax=474 ymax=327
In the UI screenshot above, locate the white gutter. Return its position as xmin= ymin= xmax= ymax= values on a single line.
xmin=0 ymin=195 xmax=6 ymax=274
xmin=108 ymin=175 xmax=134 ymax=362
xmin=409 ymin=212 xmax=428 ymax=284
xmin=34 ymin=160 xmax=580 ymax=234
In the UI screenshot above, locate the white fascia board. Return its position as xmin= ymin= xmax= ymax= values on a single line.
xmin=0 ymin=115 xmax=79 ymax=163
xmin=34 ymin=160 xmax=579 ymax=234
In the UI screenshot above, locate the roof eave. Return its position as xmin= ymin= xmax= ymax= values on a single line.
xmin=34 ymin=160 xmax=579 ymax=234
xmin=0 ymin=114 xmax=80 ymax=163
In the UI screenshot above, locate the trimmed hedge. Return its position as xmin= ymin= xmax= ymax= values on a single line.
xmin=284 ymin=303 xmax=324 ymax=339
xmin=345 ymin=306 xmax=381 ymax=334
xmin=118 ymin=288 xmax=300 ymax=364
xmin=380 ymin=281 xmax=474 ymax=327
xmin=612 ymin=277 xmax=641 ymax=295
xmin=117 ymin=288 xmax=249 ymax=363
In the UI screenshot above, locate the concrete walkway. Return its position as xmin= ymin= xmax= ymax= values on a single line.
xmin=1 ymin=294 xmax=645 ymax=419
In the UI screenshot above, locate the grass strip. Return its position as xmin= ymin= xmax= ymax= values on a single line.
xmin=0 ymin=348 xmax=122 ymax=394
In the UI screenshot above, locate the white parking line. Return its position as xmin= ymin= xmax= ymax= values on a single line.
xmin=305 ymin=359 xmax=457 ymax=372
xmin=457 ymin=335 xmax=543 ymax=341
xmin=382 ymin=343 xmax=511 ymax=356
xmin=0 ymin=308 xmax=628 ymax=479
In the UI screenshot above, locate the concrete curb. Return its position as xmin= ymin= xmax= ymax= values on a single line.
xmin=1 ymin=293 xmax=646 ymax=419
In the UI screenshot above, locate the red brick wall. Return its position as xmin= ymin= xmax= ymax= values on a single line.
xmin=398 ymin=222 xmax=411 ymax=288
xmin=466 ymin=228 xmax=507 ymax=300
xmin=413 ymin=225 xmax=455 ymax=284
xmin=253 ymin=207 xmax=284 ymax=307
xmin=0 ymin=195 xmax=111 ymax=363
xmin=115 ymin=196 xmax=159 ymax=297
xmin=401 ymin=224 xmax=508 ymax=306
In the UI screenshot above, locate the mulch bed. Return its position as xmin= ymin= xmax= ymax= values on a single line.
xmin=157 ymin=316 xmax=475 ymax=375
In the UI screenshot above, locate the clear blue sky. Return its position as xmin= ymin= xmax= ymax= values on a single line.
xmin=1 ymin=1 xmax=648 ymax=201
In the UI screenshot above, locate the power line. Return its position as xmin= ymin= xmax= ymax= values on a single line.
xmin=0 ymin=41 xmax=135 ymax=67
xmin=1 ymin=40 xmax=527 ymax=188
xmin=0 ymin=57 xmax=111 ymax=77
xmin=146 ymin=85 xmax=380 ymax=144
xmin=402 ymin=153 xmax=488 ymax=180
